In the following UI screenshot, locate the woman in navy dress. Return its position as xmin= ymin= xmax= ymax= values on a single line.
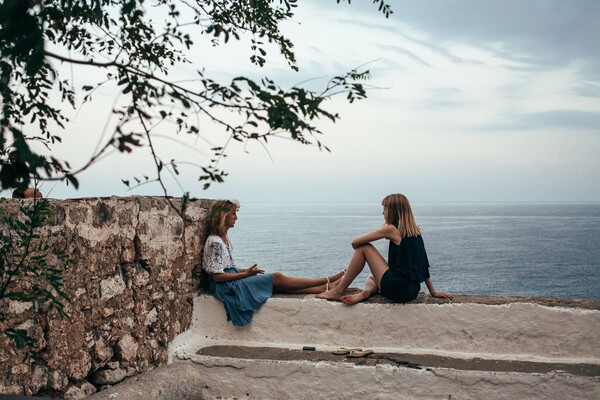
xmin=317 ymin=193 xmax=453 ymax=304
xmin=202 ymin=200 xmax=345 ymax=326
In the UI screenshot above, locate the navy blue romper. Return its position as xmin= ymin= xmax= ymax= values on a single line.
xmin=380 ymin=235 xmax=431 ymax=303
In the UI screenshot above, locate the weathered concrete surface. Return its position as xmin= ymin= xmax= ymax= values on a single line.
xmin=172 ymin=294 xmax=600 ymax=364
xmin=90 ymin=348 xmax=600 ymax=400
xmin=0 ymin=197 xmax=211 ymax=397
xmin=87 ymin=362 xmax=206 ymax=400
xmin=179 ymin=354 xmax=599 ymax=400
xmin=164 ymin=293 xmax=600 ymax=399
xmin=196 ymin=345 xmax=600 ymax=376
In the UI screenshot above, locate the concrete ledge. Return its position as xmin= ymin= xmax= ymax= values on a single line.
xmin=171 ymin=293 xmax=600 ymax=364
xmin=97 ymin=293 xmax=600 ymax=399
xmin=198 ymin=289 xmax=600 ymax=309
xmin=195 ymin=345 xmax=600 ymax=376
xmin=314 ymin=291 xmax=600 ymax=310
xmin=88 ymin=355 xmax=600 ymax=400
xmin=179 ymin=354 xmax=599 ymax=400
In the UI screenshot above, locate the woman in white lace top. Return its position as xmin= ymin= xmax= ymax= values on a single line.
xmin=202 ymin=200 xmax=345 ymax=326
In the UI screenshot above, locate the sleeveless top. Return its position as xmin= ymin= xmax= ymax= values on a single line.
xmin=388 ymin=235 xmax=431 ymax=283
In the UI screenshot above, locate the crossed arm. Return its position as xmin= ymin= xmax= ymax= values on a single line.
xmin=351 ymin=224 xmax=401 ymax=248
xmin=350 ymin=224 xmax=454 ymax=300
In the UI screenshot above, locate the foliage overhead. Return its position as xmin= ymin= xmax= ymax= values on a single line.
xmin=0 ymin=0 xmax=392 ymax=201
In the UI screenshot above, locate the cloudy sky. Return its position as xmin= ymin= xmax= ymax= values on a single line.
xmin=25 ymin=0 xmax=600 ymax=203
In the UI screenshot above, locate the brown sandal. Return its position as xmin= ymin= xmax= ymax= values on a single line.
xmin=332 ymin=347 xmax=361 ymax=355
xmin=347 ymin=349 xmax=374 ymax=358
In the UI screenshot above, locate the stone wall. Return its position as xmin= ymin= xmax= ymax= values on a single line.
xmin=0 ymin=196 xmax=212 ymax=397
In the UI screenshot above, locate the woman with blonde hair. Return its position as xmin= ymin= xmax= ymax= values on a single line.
xmin=317 ymin=193 xmax=453 ymax=304
xmin=203 ymin=200 xmax=346 ymax=326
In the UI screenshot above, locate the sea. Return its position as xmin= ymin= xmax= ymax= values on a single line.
xmin=228 ymin=202 xmax=600 ymax=300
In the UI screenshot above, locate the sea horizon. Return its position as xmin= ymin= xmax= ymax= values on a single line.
xmin=229 ymin=202 xmax=600 ymax=300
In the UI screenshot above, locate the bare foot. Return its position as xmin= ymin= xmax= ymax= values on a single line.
xmin=315 ymin=288 xmax=344 ymax=301
xmin=341 ymin=290 xmax=371 ymax=305
xmin=319 ymin=279 xmax=358 ymax=293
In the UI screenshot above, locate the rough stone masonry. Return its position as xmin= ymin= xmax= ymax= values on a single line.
xmin=0 ymin=196 xmax=212 ymax=398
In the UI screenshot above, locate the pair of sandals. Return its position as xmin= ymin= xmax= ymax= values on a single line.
xmin=331 ymin=347 xmax=374 ymax=358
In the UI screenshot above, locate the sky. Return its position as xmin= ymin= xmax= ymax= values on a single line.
xmin=13 ymin=0 xmax=600 ymax=203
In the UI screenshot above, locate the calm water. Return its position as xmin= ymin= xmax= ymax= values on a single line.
xmin=228 ymin=203 xmax=600 ymax=300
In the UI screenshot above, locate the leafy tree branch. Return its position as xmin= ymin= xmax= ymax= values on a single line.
xmin=1 ymin=0 xmax=392 ymax=204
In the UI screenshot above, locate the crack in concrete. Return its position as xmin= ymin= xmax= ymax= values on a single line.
xmin=370 ymin=354 xmax=423 ymax=369
xmin=188 ymin=358 xmax=245 ymax=371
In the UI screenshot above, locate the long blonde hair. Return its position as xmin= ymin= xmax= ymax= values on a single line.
xmin=383 ymin=193 xmax=421 ymax=237
xmin=207 ymin=199 xmax=239 ymax=236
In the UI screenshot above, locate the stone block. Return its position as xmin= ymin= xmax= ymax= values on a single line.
xmin=120 ymin=243 xmax=136 ymax=263
xmin=115 ymin=334 xmax=138 ymax=363
xmin=94 ymin=367 xmax=128 ymax=385
xmin=0 ymin=383 xmax=22 ymax=395
xmin=8 ymin=300 xmax=33 ymax=314
xmin=48 ymin=369 xmax=69 ymax=391
xmin=106 ymin=361 xmax=120 ymax=369
xmin=145 ymin=307 xmax=158 ymax=326
xmin=132 ymin=267 xmax=150 ymax=287
xmin=68 ymin=350 xmax=92 ymax=381
xmin=93 ymin=337 xmax=114 ymax=368
xmin=120 ymin=316 xmax=135 ymax=329
xmin=30 ymin=365 xmax=48 ymax=394
xmin=11 ymin=363 xmax=29 ymax=375
xmin=100 ymin=272 xmax=126 ymax=300
xmin=64 ymin=380 xmax=97 ymax=399
xmin=101 ymin=307 xmax=115 ymax=317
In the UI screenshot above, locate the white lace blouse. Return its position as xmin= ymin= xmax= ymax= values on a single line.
xmin=202 ymin=235 xmax=236 ymax=274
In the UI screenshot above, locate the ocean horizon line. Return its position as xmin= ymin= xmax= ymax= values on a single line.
xmin=237 ymin=200 xmax=600 ymax=206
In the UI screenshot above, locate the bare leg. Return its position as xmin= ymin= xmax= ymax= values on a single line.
xmin=341 ymin=274 xmax=378 ymax=305
xmin=284 ymin=278 xmax=358 ymax=294
xmin=316 ymin=244 xmax=389 ymax=301
xmin=273 ymin=270 xmax=344 ymax=293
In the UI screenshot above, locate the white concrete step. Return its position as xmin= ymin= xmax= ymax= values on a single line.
xmin=161 ymin=293 xmax=600 ymax=399
xmin=171 ymin=293 xmax=600 ymax=364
